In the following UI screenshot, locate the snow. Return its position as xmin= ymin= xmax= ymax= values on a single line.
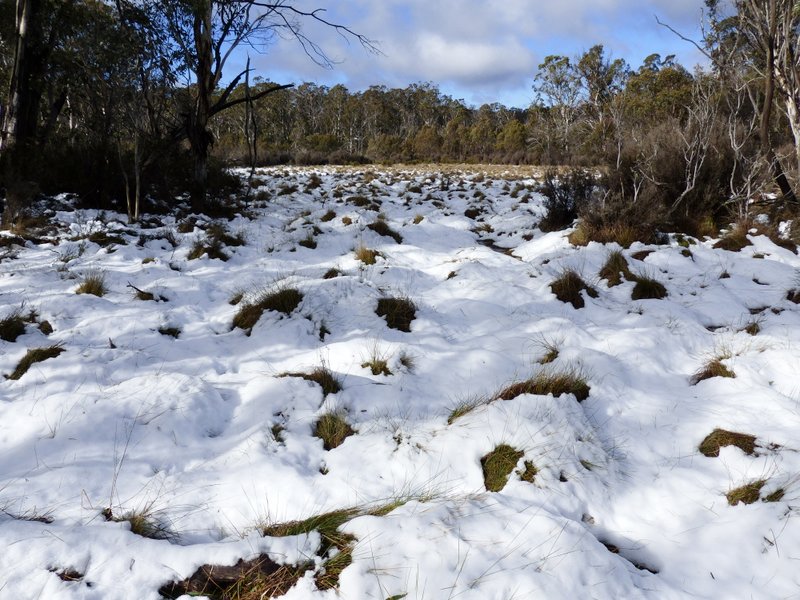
xmin=1 ymin=166 xmax=800 ymax=599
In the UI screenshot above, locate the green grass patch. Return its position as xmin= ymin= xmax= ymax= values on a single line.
xmin=481 ymin=444 xmax=524 ymax=492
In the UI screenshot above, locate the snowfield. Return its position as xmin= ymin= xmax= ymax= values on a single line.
xmin=1 ymin=166 xmax=800 ymax=599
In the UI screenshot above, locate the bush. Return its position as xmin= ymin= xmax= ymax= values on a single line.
xmin=538 ymin=169 xmax=595 ymax=232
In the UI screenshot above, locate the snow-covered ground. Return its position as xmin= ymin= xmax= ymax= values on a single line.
xmin=1 ymin=166 xmax=800 ymax=599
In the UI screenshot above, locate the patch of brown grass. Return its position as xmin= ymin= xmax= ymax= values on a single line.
xmin=0 ymin=310 xmax=25 ymax=342
xmin=313 ymin=411 xmax=355 ymax=450
xmin=232 ymin=287 xmax=303 ymax=331
xmin=496 ymin=367 xmax=590 ymax=402
xmin=690 ymin=359 xmax=736 ymax=385
xmin=7 ymin=344 xmax=65 ymax=380
xmin=376 ymin=297 xmax=417 ymax=332
xmin=282 ymin=366 xmax=342 ymax=396
xmin=726 ymin=479 xmax=765 ymax=506
xmin=76 ymin=271 xmax=107 ymax=296
xmin=699 ymin=428 xmax=757 ymax=457
xmin=598 ymin=251 xmax=632 ymax=287
xmin=550 ymin=269 xmax=598 ymax=309
xmin=354 ymin=245 xmax=380 ymax=265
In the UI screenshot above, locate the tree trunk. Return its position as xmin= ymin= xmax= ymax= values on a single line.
xmin=187 ymin=4 xmax=213 ymax=214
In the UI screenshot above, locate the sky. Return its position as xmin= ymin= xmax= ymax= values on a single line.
xmin=246 ymin=0 xmax=709 ymax=109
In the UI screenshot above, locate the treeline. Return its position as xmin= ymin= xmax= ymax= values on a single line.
xmin=1 ymin=0 xmax=799 ymax=241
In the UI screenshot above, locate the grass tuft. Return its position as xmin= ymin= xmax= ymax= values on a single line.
xmin=367 ymin=220 xmax=403 ymax=243
xmin=355 ymin=245 xmax=380 ymax=265
xmin=690 ymin=358 xmax=736 ymax=385
xmin=0 ymin=310 xmax=26 ymax=342
xmin=447 ymin=396 xmax=489 ymax=425
xmin=158 ymin=326 xmax=181 ymax=339
xmin=630 ymin=274 xmax=668 ymax=300
xmin=376 ymin=297 xmax=417 ymax=332
xmin=699 ymin=428 xmax=757 ymax=457
xmin=518 ymin=460 xmax=538 ymax=483
xmin=598 ymin=250 xmax=632 ymax=287
xmin=713 ymin=225 xmax=752 ymax=251
xmin=282 ymin=366 xmax=342 ymax=397
xmin=76 ymin=271 xmax=107 ymax=297
xmin=313 ymin=411 xmax=355 ymax=450
xmin=481 ymin=444 xmax=524 ymax=492
xmin=232 ymin=287 xmax=303 ymax=331
xmin=496 ymin=367 xmax=590 ymax=402
xmin=7 ymin=344 xmax=65 ymax=380
xmin=550 ymin=269 xmax=598 ymax=309
xmin=726 ymin=479 xmax=765 ymax=506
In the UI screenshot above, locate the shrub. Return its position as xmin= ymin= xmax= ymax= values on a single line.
xmin=598 ymin=251 xmax=632 ymax=287
xmin=367 ymin=220 xmax=403 ymax=243
xmin=0 ymin=311 xmax=25 ymax=342
xmin=699 ymin=428 xmax=756 ymax=457
xmin=76 ymin=271 xmax=107 ymax=297
xmin=550 ymin=269 xmax=598 ymax=309
xmin=481 ymin=444 xmax=524 ymax=492
xmin=7 ymin=345 xmax=65 ymax=380
xmin=376 ymin=297 xmax=416 ymax=332
xmin=232 ymin=287 xmax=303 ymax=331
xmin=313 ymin=411 xmax=355 ymax=450
xmin=496 ymin=367 xmax=590 ymax=402
xmin=538 ymin=169 xmax=595 ymax=232
xmin=631 ymin=274 xmax=668 ymax=300
xmin=690 ymin=358 xmax=736 ymax=385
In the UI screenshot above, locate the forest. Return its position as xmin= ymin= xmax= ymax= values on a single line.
xmin=1 ymin=1 xmax=800 ymax=241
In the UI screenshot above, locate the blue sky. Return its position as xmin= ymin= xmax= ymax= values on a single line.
xmin=244 ymin=0 xmax=708 ymax=108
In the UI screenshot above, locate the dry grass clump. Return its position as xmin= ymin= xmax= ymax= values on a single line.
xmin=158 ymin=326 xmax=181 ymax=339
xmin=598 ymin=250 xmax=632 ymax=287
xmin=376 ymin=297 xmax=417 ymax=332
xmin=159 ymin=554 xmax=311 ymax=600
xmin=320 ymin=209 xmax=337 ymax=222
xmin=630 ymin=274 xmax=668 ymax=300
xmin=103 ymin=507 xmax=174 ymax=541
xmin=367 ymin=220 xmax=403 ymax=243
xmin=7 ymin=344 xmax=65 ymax=380
xmin=361 ymin=358 xmax=391 ymax=376
xmin=313 ymin=411 xmax=355 ymax=450
xmin=323 ymin=267 xmax=342 ymax=279
xmin=76 ymin=271 xmax=107 ymax=296
xmin=568 ymin=220 xmax=641 ymax=249
xmin=354 ymin=245 xmax=380 ymax=265
xmin=726 ymin=479 xmax=766 ymax=506
xmin=187 ymin=237 xmax=229 ymax=261
xmin=699 ymin=428 xmax=757 ymax=457
xmin=690 ymin=358 xmax=736 ymax=385
xmin=298 ymin=233 xmax=317 ymax=249
xmin=550 ymin=269 xmax=598 ymax=309
xmin=481 ymin=444 xmax=524 ymax=492
xmin=0 ymin=310 xmax=26 ymax=342
xmin=713 ymin=224 xmax=752 ymax=251
xmin=496 ymin=367 xmax=590 ymax=402
xmin=232 ymin=287 xmax=303 ymax=331
xmin=787 ymin=288 xmax=800 ymax=304
xmin=282 ymin=366 xmax=342 ymax=396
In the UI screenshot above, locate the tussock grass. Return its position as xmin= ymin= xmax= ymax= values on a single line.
xmin=690 ymin=358 xmax=736 ymax=385
xmin=496 ymin=367 xmax=590 ymax=402
xmin=320 ymin=209 xmax=337 ymax=222
xmin=323 ymin=268 xmax=342 ymax=279
xmin=787 ymin=288 xmax=800 ymax=304
xmin=481 ymin=444 xmax=524 ymax=492
xmin=568 ymin=221 xmax=641 ymax=249
xmin=699 ymin=428 xmax=757 ymax=457
xmin=354 ymin=245 xmax=380 ymax=265
xmin=447 ymin=395 xmax=489 ymax=425
xmin=361 ymin=344 xmax=392 ymax=376
xmin=298 ymin=233 xmax=317 ymax=249
xmin=205 ymin=221 xmax=245 ymax=247
xmin=550 ymin=269 xmax=598 ymax=309
xmin=282 ymin=366 xmax=342 ymax=397
xmin=631 ymin=274 xmax=668 ymax=300
xmin=398 ymin=351 xmax=416 ymax=372
xmin=76 ymin=271 xmax=107 ymax=297
xmin=376 ymin=297 xmax=417 ymax=332
xmin=7 ymin=344 xmax=65 ymax=380
xmin=158 ymin=326 xmax=181 ymax=339
xmin=232 ymin=287 xmax=303 ymax=331
xmin=726 ymin=479 xmax=765 ymax=506
xmin=413 ymin=214 xmax=424 ymax=224
xmin=713 ymin=224 xmax=752 ymax=251
xmin=188 ymin=237 xmax=229 ymax=261
xmin=598 ymin=250 xmax=632 ymax=287
xmin=313 ymin=411 xmax=355 ymax=450
xmin=535 ymin=337 xmax=561 ymax=364
xmin=367 ymin=220 xmax=403 ymax=243
xmin=0 ymin=310 xmax=25 ymax=342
